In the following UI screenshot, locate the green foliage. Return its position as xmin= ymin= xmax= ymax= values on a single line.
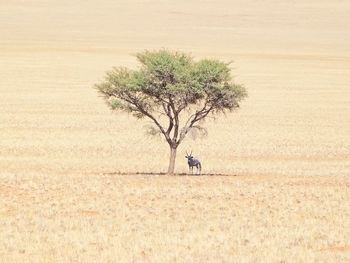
xmin=95 ymin=49 xmax=247 ymax=147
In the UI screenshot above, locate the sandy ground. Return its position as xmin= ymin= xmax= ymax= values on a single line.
xmin=0 ymin=173 xmax=349 ymax=262
xmin=0 ymin=0 xmax=350 ymax=262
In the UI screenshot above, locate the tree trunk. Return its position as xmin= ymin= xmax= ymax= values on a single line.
xmin=167 ymin=146 xmax=177 ymax=175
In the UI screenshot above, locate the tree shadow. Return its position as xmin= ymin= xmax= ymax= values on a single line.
xmin=100 ymin=172 xmax=238 ymax=177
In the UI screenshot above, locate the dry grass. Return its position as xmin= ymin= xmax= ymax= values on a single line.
xmin=1 ymin=0 xmax=350 ymax=262
xmin=1 ymin=50 xmax=349 ymax=176
xmin=0 ymin=174 xmax=349 ymax=262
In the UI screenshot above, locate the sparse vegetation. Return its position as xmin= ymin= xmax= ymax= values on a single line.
xmin=0 ymin=174 xmax=349 ymax=262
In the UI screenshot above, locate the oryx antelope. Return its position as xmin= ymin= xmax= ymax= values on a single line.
xmin=185 ymin=151 xmax=202 ymax=175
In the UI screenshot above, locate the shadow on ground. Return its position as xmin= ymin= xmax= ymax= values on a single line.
xmin=100 ymin=172 xmax=239 ymax=177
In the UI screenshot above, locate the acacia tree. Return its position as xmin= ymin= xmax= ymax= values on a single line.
xmin=95 ymin=50 xmax=247 ymax=174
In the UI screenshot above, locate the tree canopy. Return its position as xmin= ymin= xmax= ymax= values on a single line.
xmin=95 ymin=49 xmax=247 ymax=174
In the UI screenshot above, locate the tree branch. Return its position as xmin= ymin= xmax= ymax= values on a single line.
xmin=177 ymin=98 xmax=214 ymax=144
xmin=162 ymin=103 xmax=174 ymax=136
xmin=168 ymin=96 xmax=180 ymax=145
xmin=121 ymin=93 xmax=172 ymax=145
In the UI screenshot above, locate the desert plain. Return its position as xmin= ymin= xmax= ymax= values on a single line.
xmin=0 ymin=0 xmax=349 ymax=262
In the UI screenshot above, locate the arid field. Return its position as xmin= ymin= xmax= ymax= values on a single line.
xmin=0 ymin=174 xmax=349 ymax=262
xmin=0 ymin=0 xmax=349 ymax=262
